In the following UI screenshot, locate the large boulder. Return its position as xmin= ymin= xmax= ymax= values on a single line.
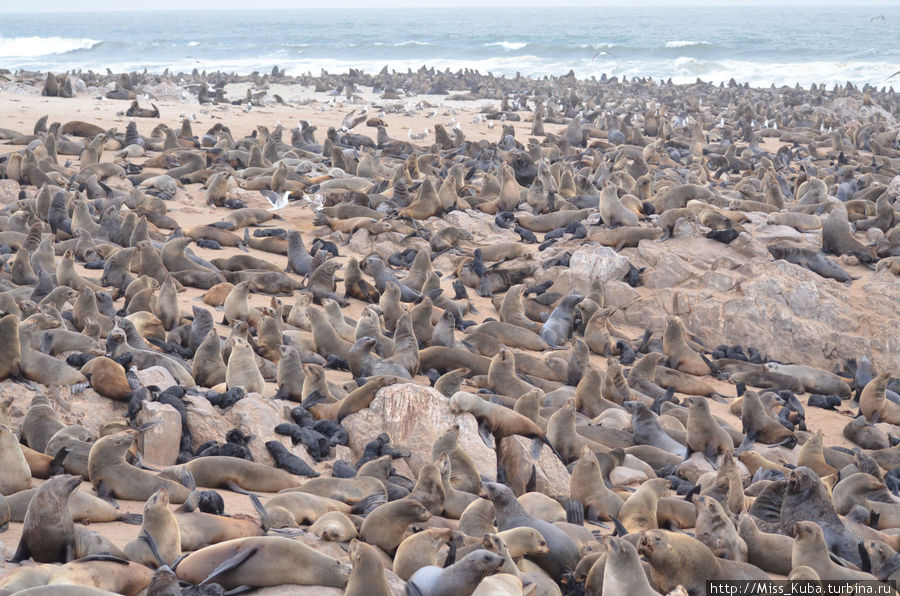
xmin=498 ymin=436 xmax=571 ymax=499
xmin=342 ymin=383 xmax=495 ymax=478
xmin=137 ymin=402 xmax=181 ymax=466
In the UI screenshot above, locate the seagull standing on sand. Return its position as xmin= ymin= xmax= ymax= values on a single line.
xmin=261 ymin=190 xmax=290 ymax=211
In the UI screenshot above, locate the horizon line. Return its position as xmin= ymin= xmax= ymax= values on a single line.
xmin=0 ymin=2 xmax=896 ymax=13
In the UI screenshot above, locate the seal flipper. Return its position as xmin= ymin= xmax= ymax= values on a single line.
xmin=300 ymin=389 xmax=327 ymax=410
xmin=735 ymin=433 xmax=755 ymax=454
xmin=530 ymin=437 xmax=544 ymax=459
xmin=96 ymin=481 xmax=118 ymax=506
xmin=859 ymin=542 xmax=872 ymax=573
xmin=116 ymin=513 xmax=143 ymax=525
xmin=181 ymin=468 xmax=197 ymax=491
xmin=610 ymin=516 xmax=628 ymax=537
xmin=443 ymin=537 xmax=458 ymax=567
xmin=11 ymin=539 xmax=30 ymax=563
xmin=406 ymin=581 xmax=426 ymax=596
xmin=565 ymin=499 xmax=584 ymax=525
xmin=476 ymin=421 xmax=495 ymax=448
xmin=352 ymin=493 xmax=386 ymax=515
xmin=525 ymin=465 xmax=536 ymax=493
xmin=48 ymin=446 xmax=72 ymax=476
xmin=700 ymin=353 xmax=719 ymax=376
xmin=224 ymin=481 xmax=259 ymax=498
xmin=637 ymin=328 xmax=652 ymax=353
xmin=200 ymin=545 xmax=261 ymax=585
xmin=869 ymin=511 xmax=881 ymax=529
xmin=63 ymin=538 xmax=75 ymax=563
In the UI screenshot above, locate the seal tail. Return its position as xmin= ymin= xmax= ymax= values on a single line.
xmin=249 ymin=493 xmax=270 ymax=534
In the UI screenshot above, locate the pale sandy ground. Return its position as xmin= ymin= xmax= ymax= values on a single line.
xmin=0 ymin=85 xmax=871 ymax=590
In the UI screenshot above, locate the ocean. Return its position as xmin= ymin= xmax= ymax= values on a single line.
xmin=0 ymin=6 xmax=898 ymax=88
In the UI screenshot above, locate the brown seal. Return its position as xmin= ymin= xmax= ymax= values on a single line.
xmin=12 ymin=474 xmax=82 ymax=563
xmin=601 ymin=535 xmax=659 ymax=596
xmin=686 ymin=396 xmax=733 ymax=461
xmin=393 ymin=527 xmax=457 ymax=580
xmin=160 ymin=456 xmax=301 ymax=493
xmin=0 ymin=314 xmax=22 ymax=381
xmin=306 ymin=375 xmax=399 ymax=421
xmin=225 ymin=337 xmax=265 ymax=394
xmin=407 ymin=549 xmax=504 ymax=596
xmin=80 ymin=357 xmax=132 ymax=401
xmin=175 ymin=536 xmax=350 ymax=589
xmin=570 ymin=445 xmax=624 ymax=522
xmin=737 ymin=513 xmax=793 ymax=575
xmin=618 ymin=477 xmax=667 ymax=533
xmin=192 ymin=329 xmax=227 ymax=388
xmin=739 ymin=390 xmax=796 ymax=448
xmin=449 ymin=392 xmax=544 ymax=443
xmin=346 ymin=539 xmax=392 ymax=596
xmin=860 ymin=373 xmax=899 ymax=424
xmin=662 ymin=316 xmax=709 ymax=376
xmin=0 ymin=421 xmax=32 ymax=495
xmin=123 ymin=487 xmax=181 ymax=568
xmin=47 ymin=555 xmax=153 ymax=594
xmin=791 ymin=521 xmax=875 ymax=581
xmin=639 ymin=529 xmax=766 ymax=595
xmin=431 ymin=424 xmax=482 ymax=495
xmin=310 ymin=510 xmax=358 ymax=542
xmin=693 ymin=494 xmax=747 ymax=561
xmin=87 ymin=432 xmax=191 ymax=503
xmin=360 ymin=497 xmax=431 ymax=554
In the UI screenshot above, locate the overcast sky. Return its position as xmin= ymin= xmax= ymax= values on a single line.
xmin=1 ymin=0 xmax=896 ymax=13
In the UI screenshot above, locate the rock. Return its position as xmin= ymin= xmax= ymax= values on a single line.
xmin=342 ymin=383 xmax=495 ymax=478
xmin=548 ymin=247 xmax=630 ymax=295
xmin=700 ymin=271 xmax=737 ymax=292
xmin=604 ymin=280 xmax=640 ymax=310
xmin=184 ymin=396 xmax=226 ymax=452
xmin=226 ymin=395 xmax=287 ymax=464
xmin=642 ymin=253 xmax=693 ymax=289
xmin=346 ymin=228 xmax=373 ymax=254
xmin=135 ymin=366 xmax=177 ymax=391
xmin=609 ymin=466 xmax=649 ymax=486
xmin=885 ymin=175 xmax=900 ymax=200
xmin=622 ymin=454 xmax=654 ymax=478
xmin=185 ymin=393 xmax=318 ymax=470
xmin=498 ymin=436 xmax=570 ymax=499
xmin=674 ymin=452 xmax=717 ymax=484
xmin=754 ymin=224 xmax=804 ymax=241
xmin=137 ymin=402 xmax=181 ymax=466
xmin=672 ymin=218 xmax=703 ymax=238
xmin=0 ymin=180 xmax=20 ymax=205
xmin=729 ymin=232 xmax=769 ymax=259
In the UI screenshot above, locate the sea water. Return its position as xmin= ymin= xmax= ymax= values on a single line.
xmin=0 ymin=6 xmax=897 ymax=88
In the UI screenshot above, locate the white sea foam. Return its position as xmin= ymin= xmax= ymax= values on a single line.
xmin=0 ymin=36 xmax=100 ymax=57
xmin=665 ymin=40 xmax=711 ymax=49
xmin=187 ymin=41 xmax=200 ymax=47
xmin=485 ymin=41 xmax=527 ymax=51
